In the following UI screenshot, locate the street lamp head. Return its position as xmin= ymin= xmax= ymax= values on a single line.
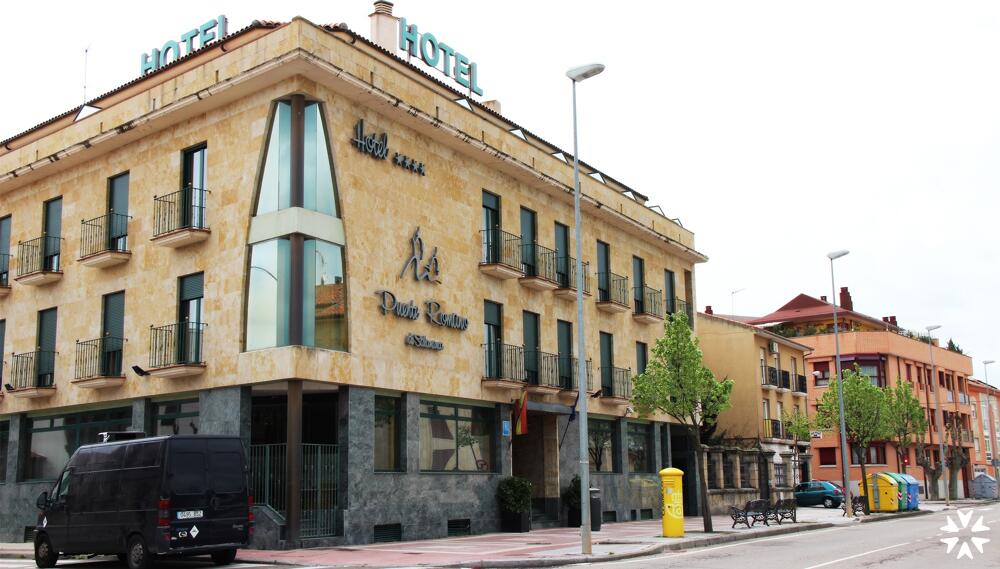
xmin=926 ymin=325 xmax=941 ymax=332
xmin=827 ymin=250 xmax=850 ymax=260
xmin=985 ymin=360 xmax=996 ymax=365
xmin=567 ymin=64 xmax=605 ymax=82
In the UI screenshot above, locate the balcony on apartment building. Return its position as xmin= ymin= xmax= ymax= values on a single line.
xmin=596 ymin=272 xmax=630 ymax=314
xmin=14 ymin=236 xmax=63 ymax=286
xmin=8 ymin=350 xmax=57 ymax=398
xmin=0 ymin=253 xmax=9 ymax=296
xmin=78 ymin=212 xmax=131 ymax=268
xmin=559 ymin=356 xmax=594 ymax=400
xmin=479 ymin=229 xmax=524 ymax=279
xmin=762 ymin=366 xmax=779 ymax=390
xmin=779 ymin=370 xmax=792 ymax=392
xmin=526 ymin=350 xmax=561 ymax=394
xmin=147 ymin=321 xmax=207 ymax=378
xmin=599 ymin=366 xmax=632 ymax=405
xmin=794 ymin=374 xmax=808 ymax=396
xmin=554 ymin=256 xmax=591 ymax=299
xmin=666 ymin=297 xmax=695 ymax=327
xmin=150 ymin=187 xmax=211 ymax=248
xmin=482 ymin=342 xmax=526 ymax=390
xmin=73 ymin=336 xmax=126 ymax=389
xmin=633 ymin=286 xmax=664 ymax=324
xmin=519 ymin=243 xmax=559 ymax=291
xmin=762 ymin=418 xmax=790 ymax=441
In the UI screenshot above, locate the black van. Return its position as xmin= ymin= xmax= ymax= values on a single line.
xmin=34 ymin=435 xmax=252 ymax=569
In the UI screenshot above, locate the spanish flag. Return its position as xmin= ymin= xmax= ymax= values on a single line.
xmin=513 ymin=390 xmax=528 ymax=435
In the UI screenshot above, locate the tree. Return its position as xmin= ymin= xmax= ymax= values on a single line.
xmin=632 ymin=311 xmax=734 ymax=533
xmin=915 ymin=442 xmax=943 ymax=500
xmin=781 ymin=407 xmax=813 ymax=486
xmin=814 ymin=366 xmax=890 ymax=511
xmin=885 ymin=379 xmax=927 ymax=474
xmin=945 ymin=415 xmax=970 ymax=501
xmin=946 ymin=338 xmax=964 ymax=354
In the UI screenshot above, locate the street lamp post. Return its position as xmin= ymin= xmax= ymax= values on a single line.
xmin=985 ymin=359 xmax=997 ymax=489
xmin=926 ymin=325 xmax=948 ymax=505
xmin=567 ymin=62 xmax=604 ymax=555
xmin=826 ymin=249 xmax=853 ymax=517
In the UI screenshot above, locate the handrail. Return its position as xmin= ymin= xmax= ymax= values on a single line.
xmin=11 ymin=350 xmax=57 ymax=389
xmin=75 ymin=336 xmax=126 ymax=379
xmin=634 ymin=285 xmax=663 ymax=317
xmin=521 ymin=243 xmax=558 ymax=282
xmin=600 ymin=366 xmax=632 ymax=398
xmin=555 ymin=256 xmax=591 ymax=293
xmin=480 ymin=228 xmax=522 ymax=270
xmin=153 ymin=187 xmax=209 ymax=236
xmin=482 ymin=342 xmax=526 ymax=382
xmin=80 ymin=212 xmax=130 ymax=258
xmin=16 ymin=235 xmax=63 ymax=275
xmin=597 ymin=271 xmax=629 ymax=306
xmin=149 ymin=321 xmax=206 ymax=368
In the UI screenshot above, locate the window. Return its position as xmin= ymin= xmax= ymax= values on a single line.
xmin=589 ymin=419 xmax=615 ymax=472
xmin=557 ymin=320 xmax=573 ymax=389
xmin=813 ymin=362 xmax=830 ymax=386
xmin=0 ymin=320 xmax=5 ymax=383
xmin=0 ymin=215 xmax=11 ymax=287
xmin=596 ymin=241 xmax=610 ymax=300
xmin=520 ymin=207 xmax=536 ymax=275
xmin=850 ymin=444 xmax=887 ymax=465
xmin=636 ymin=342 xmax=648 ymax=375
xmin=819 ymin=448 xmax=837 ymax=466
xmin=760 ymin=348 xmax=767 ymax=384
xmin=374 ymin=396 xmax=402 ymax=472
xmin=554 ymin=222 xmax=570 ymax=285
xmin=481 ymin=191 xmax=501 ymax=264
xmin=484 ymin=301 xmax=503 ymax=377
xmin=627 ymin=422 xmax=652 ymax=473
xmin=106 ymin=172 xmax=130 ymax=252
xmin=42 ymin=197 xmax=63 ymax=272
xmin=154 ymin=399 xmax=199 ymax=435
xmin=664 ymin=270 xmax=676 ymax=313
xmin=24 ymin=408 xmax=132 ymax=480
xmin=246 ymin=238 xmax=292 ymax=350
xmin=176 ymin=273 xmax=204 ymax=364
xmin=181 ymin=145 xmax=208 ymax=229
xmin=632 ymin=256 xmax=645 ymax=311
xmin=523 ymin=311 xmax=540 ymax=385
xmin=97 ymin=291 xmax=125 ymax=377
xmin=0 ymin=421 xmax=8 ymax=483
xmin=599 ymin=332 xmax=614 ymax=395
xmin=419 ymin=402 xmax=494 ymax=472
xmin=762 ymin=400 xmax=770 ymax=420
xmin=35 ymin=308 xmax=58 ymax=388
xmin=790 ymin=357 xmax=797 ymax=378
xmin=905 ymin=364 xmax=912 ymax=381
xmin=303 ymin=239 xmax=347 ymax=350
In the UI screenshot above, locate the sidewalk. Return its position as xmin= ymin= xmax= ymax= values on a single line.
xmin=236 ymin=503 xmax=953 ymax=568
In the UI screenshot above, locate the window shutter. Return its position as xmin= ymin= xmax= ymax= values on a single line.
xmin=44 ymin=198 xmax=62 ymax=238
xmin=179 ymin=273 xmax=204 ymax=302
xmin=37 ymin=308 xmax=57 ymax=352
xmin=0 ymin=217 xmax=10 ymax=254
xmin=102 ymin=292 xmax=125 ymax=339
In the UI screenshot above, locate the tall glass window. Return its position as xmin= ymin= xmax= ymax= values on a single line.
xmin=256 ymin=101 xmax=292 ymax=215
xmin=246 ymin=238 xmax=292 ymax=350
xmin=154 ymin=399 xmax=200 ymax=436
xmin=589 ymin=418 xmax=615 ymax=472
xmin=419 ymin=402 xmax=494 ymax=472
xmin=374 ymin=396 xmax=401 ymax=472
xmin=304 ymin=239 xmax=347 ymax=351
xmin=303 ymin=102 xmax=337 ymax=216
xmin=627 ymin=422 xmax=653 ymax=473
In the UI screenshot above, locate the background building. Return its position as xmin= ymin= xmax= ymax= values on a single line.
xmin=0 ymin=5 xmax=707 ymax=547
xmin=969 ymin=379 xmax=1000 ymax=481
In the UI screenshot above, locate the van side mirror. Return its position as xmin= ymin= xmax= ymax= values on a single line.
xmin=36 ymin=491 xmax=49 ymax=510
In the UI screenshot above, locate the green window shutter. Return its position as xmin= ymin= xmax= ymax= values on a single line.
xmin=0 ymin=217 xmax=10 ymax=255
xmin=44 ymin=198 xmax=62 ymax=238
xmin=102 ymin=292 xmax=125 ymax=339
xmin=37 ymin=308 xmax=57 ymax=352
xmin=179 ymin=273 xmax=204 ymax=302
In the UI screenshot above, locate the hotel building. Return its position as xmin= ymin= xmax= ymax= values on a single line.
xmin=0 ymin=4 xmax=707 ymax=547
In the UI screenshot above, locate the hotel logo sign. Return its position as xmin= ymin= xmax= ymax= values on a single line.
xmin=352 ymin=120 xmax=426 ymax=175
xmin=141 ymin=15 xmax=228 ymax=75
xmin=399 ymin=227 xmax=440 ymax=283
xmin=399 ymin=17 xmax=483 ymax=96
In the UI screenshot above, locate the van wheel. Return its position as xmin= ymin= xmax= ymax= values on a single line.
xmin=126 ymin=536 xmax=152 ymax=569
xmin=210 ymin=549 xmax=237 ymax=566
xmin=34 ymin=534 xmax=58 ymax=568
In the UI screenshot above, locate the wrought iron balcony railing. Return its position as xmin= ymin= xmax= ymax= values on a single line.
xmin=555 ymin=256 xmax=591 ymax=293
xmin=0 ymin=253 xmax=9 ymax=287
xmin=149 ymin=321 xmax=206 ymax=368
xmin=667 ymin=297 xmax=695 ymax=326
xmin=559 ymin=356 xmax=594 ymax=391
xmin=597 ymin=272 xmax=630 ymax=306
xmin=80 ymin=212 xmax=130 ymax=258
xmin=482 ymin=342 xmax=526 ymax=382
xmin=480 ymin=229 xmax=522 ymax=270
xmin=529 ymin=351 xmax=562 ymax=389
xmin=17 ymin=235 xmax=63 ymax=275
xmin=153 ymin=187 xmax=209 ymax=237
xmin=763 ymin=366 xmax=778 ymax=387
xmin=763 ymin=418 xmax=785 ymax=439
xmin=75 ymin=336 xmax=126 ymax=379
xmin=521 ymin=243 xmax=558 ymax=283
xmin=10 ymin=350 xmax=56 ymax=389
xmin=780 ymin=370 xmax=791 ymax=390
xmin=795 ymin=374 xmax=807 ymax=393
xmin=633 ymin=286 xmax=663 ymax=317
xmin=600 ymin=366 xmax=632 ymax=399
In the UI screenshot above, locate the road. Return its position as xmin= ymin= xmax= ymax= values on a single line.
xmin=0 ymin=558 xmax=281 ymax=569
xmin=582 ymin=505 xmax=998 ymax=569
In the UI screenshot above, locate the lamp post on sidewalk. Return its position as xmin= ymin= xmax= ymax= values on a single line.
xmin=925 ymin=324 xmax=949 ymax=506
xmin=984 ymin=359 xmax=997 ymax=488
xmin=567 ymin=62 xmax=604 ymax=555
xmin=826 ymin=250 xmax=853 ymax=516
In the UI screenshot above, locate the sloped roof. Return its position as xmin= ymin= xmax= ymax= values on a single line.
xmin=698 ymin=311 xmax=813 ymax=352
xmin=747 ymin=293 xmax=889 ymax=329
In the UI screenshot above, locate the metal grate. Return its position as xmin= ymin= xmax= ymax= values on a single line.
xmin=23 ymin=527 xmax=34 ymax=543
xmin=640 ymin=508 xmax=654 ymax=520
xmin=601 ymin=510 xmax=617 ymax=523
xmin=447 ymin=518 xmax=471 ymax=537
xmin=373 ymin=523 xmax=402 ymax=543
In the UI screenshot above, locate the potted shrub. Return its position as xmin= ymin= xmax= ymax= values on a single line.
xmin=563 ymin=475 xmax=582 ymax=527
xmin=497 ymin=476 xmax=533 ymax=532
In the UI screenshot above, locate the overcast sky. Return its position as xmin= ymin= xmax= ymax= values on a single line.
xmin=2 ymin=1 xmax=997 ymax=384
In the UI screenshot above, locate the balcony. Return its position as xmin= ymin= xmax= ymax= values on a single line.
xmin=556 ymin=356 xmax=594 ymax=402
xmin=666 ymin=297 xmax=694 ymax=327
xmin=150 ymin=187 xmax=210 ymax=248
xmin=794 ymin=374 xmax=807 ymax=396
xmin=519 ymin=243 xmax=559 ymax=291
xmin=0 ymin=253 xmax=9 ymax=297
xmin=14 ymin=236 xmax=63 ymax=286
xmin=147 ymin=321 xmax=206 ymax=378
xmin=779 ymin=370 xmax=791 ymax=392
xmin=553 ymin=256 xmax=591 ymax=300
xmin=632 ymin=286 xmax=664 ymax=324
xmin=8 ymin=350 xmax=57 ymax=398
xmin=482 ymin=342 xmax=526 ymax=392
xmin=526 ymin=351 xmax=562 ymax=394
xmin=762 ymin=419 xmax=788 ymax=441
xmin=596 ymin=272 xmax=630 ymax=313
xmin=598 ymin=366 xmax=632 ymax=405
xmin=72 ymin=336 xmax=126 ymax=389
xmin=78 ymin=212 xmax=131 ymax=268
xmin=961 ymin=430 xmax=973 ymax=444
xmin=479 ymin=229 xmax=524 ymax=279
xmin=762 ymin=366 xmax=778 ymax=390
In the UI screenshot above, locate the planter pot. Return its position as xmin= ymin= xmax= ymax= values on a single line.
xmin=500 ymin=511 xmax=531 ymax=532
xmin=567 ymin=507 xmax=581 ymax=527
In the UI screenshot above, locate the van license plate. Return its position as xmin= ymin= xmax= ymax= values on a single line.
xmin=177 ymin=510 xmax=203 ymax=520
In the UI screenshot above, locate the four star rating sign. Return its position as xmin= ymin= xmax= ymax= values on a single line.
xmin=940 ymin=509 xmax=990 ymax=560
xmin=393 ymin=152 xmax=426 ymax=176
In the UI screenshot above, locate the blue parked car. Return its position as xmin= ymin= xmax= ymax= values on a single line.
xmin=794 ymin=480 xmax=844 ymax=508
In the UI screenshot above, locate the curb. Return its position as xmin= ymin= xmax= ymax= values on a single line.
xmin=0 ymin=552 xmax=31 ymax=560
xmin=858 ymin=509 xmax=934 ymax=524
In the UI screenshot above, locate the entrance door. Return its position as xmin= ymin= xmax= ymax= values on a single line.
xmin=511 ymin=413 xmax=560 ymax=522
xmin=666 ymin=425 xmax=700 ymax=516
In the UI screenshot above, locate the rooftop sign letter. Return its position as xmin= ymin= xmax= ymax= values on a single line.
xmin=141 ymin=15 xmax=228 ymax=75
xmin=399 ymin=17 xmax=483 ymax=96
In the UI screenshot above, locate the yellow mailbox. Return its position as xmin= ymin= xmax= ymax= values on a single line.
xmin=659 ymin=467 xmax=684 ymax=537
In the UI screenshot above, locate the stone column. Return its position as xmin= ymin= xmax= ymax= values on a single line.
xmin=725 ymin=447 xmax=741 ymax=489
xmin=740 ymin=449 xmax=758 ymax=489
xmin=199 ymin=386 xmax=252 ymax=448
xmin=780 ymin=451 xmax=794 ymax=489
xmin=652 ymin=422 xmax=663 ymax=472
xmin=4 ymin=414 xmax=23 ymax=484
xmin=760 ymin=450 xmax=776 ymax=497
xmin=708 ymin=446 xmax=725 ymax=489
xmin=131 ymin=398 xmax=153 ymax=435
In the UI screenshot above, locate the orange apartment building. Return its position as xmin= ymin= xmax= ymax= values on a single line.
xmin=970 ymin=378 xmax=1000 ymax=483
xmin=749 ymin=287 xmax=975 ymax=498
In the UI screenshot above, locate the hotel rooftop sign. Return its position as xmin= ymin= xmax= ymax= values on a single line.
xmin=399 ymin=17 xmax=483 ymax=96
xmin=141 ymin=15 xmax=228 ymax=75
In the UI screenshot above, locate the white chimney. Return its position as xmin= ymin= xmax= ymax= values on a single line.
xmin=369 ymin=1 xmax=397 ymax=52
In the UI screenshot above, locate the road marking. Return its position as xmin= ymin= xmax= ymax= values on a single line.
xmin=799 ymin=542 xmax=911 ymax=569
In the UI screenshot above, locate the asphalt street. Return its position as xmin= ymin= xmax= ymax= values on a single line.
xmin=0 ymin=559 xmax=283 ymax=569
xmin=581 ymin=505 xmax=998 ymax=569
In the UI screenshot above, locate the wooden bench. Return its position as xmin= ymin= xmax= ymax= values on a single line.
xmin=729 ymin=499 xmax=771 ymax=528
